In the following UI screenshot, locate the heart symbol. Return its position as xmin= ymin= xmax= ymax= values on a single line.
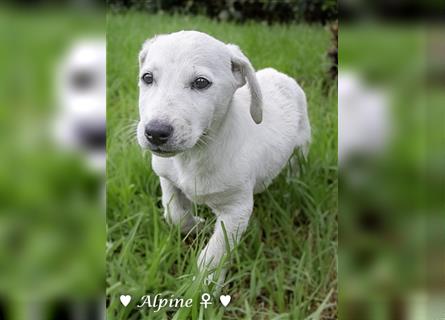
xmin=120 ymin=295 xmax=131 ymax=307
xmin=219 ymin=295 xmax=231 ymax=307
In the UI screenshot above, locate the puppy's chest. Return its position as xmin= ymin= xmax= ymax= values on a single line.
xmin=154 ymin=160 xmax=232 ymax=205
xmin=176 ymin=171 xmax=232 ymax=204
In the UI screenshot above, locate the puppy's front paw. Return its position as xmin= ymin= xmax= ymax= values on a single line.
xmin=163 ymin=208 xmax=205 ymax=234
xmin=197 ymin=246 xmax=219 ymax=271
xmin=205 ymin=268 xmax=226 ymax=288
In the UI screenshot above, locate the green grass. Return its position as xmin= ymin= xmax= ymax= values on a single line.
xmin=107 ymin=12 xmax=337 ymax=319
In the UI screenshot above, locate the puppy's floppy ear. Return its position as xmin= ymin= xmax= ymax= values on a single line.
xmin=138 ymin=36 xmax=158 ymax=68
xmin=227 ymin=44 xmax=263 ymax=124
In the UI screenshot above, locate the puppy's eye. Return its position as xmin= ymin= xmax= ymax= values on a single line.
xmin=192 ymin=77 xmax=211 ymax=90
xmin=141 ymin=72 xmax=153 ymax=85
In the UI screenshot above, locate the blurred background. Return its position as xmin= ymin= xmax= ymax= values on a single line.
xmin=0 ymin=1 xmax=105 ymax=319
xmin=339 ymin=1 xmax=445 ymax=319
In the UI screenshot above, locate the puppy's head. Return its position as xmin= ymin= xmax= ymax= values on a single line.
xmin=136 ymin=31 xmax=262 ymax=157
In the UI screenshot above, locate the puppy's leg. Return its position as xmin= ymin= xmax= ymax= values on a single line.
xmin=198 ymin=193 xmax=253 ymax=280
xmin=160 ymin=177 xmax=203 ymax=234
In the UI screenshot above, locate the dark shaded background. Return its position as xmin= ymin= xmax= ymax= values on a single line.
xmin=108 ymin=0 xmax=337 ymax=24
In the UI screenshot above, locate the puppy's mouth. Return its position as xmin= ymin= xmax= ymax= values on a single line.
xmin=145 ymin=131 xmax=208 ymax=157
xmin=149 ymin=147 xmax=181 ymax=158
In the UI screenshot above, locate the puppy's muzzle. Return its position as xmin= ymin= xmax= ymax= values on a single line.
xmin=144 ymin=120 xmax=173 ymax=146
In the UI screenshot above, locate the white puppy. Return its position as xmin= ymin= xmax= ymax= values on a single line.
xmin=136 ymin=31 xmax=311 ymax=280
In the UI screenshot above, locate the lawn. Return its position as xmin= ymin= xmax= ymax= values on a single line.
xmin=107 ymin=12 xmax=337 ymax=320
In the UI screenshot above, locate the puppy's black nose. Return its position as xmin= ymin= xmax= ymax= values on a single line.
xmin=144 ymin=121 xmax=173 ymax=146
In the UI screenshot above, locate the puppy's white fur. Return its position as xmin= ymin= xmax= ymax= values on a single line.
xmin=137 ymin=31 xmax=310 ymax=278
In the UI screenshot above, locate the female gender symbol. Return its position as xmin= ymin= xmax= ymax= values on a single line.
xmin=200 ymin=293 xmax=212 ymax=309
